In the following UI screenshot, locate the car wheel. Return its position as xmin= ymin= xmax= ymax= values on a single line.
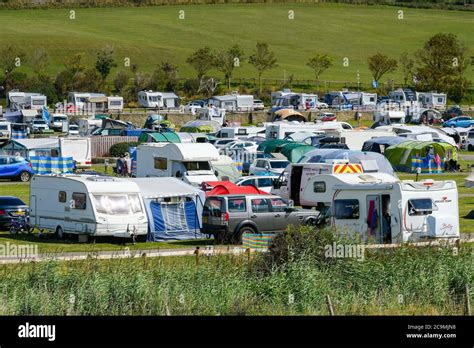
xmin=469 ymin=145 xmax=474 ymax=151
xmin=451 ymin=124 xmax=455 ymax=128
xmin=233 ymin=226 xmax=256 ymax=245
xmin=55 ymin=226 xmax=66 ymax=239
xmin=19 ymin=171 xmax=31 ymax=182
xmin=9 ymin=225 xmax=18 ymax=235
xmin=303 ymin=217 xmax=319 ymax=227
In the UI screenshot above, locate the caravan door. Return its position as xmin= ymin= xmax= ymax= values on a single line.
xmin=366 ymin=195 xmax=382 ymax=243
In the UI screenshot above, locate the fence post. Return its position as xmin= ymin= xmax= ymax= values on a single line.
xmin=194 ymin=246 xmax=200 ymax=267
xmin=466 ymin=284 xmax=471 ymax=316
xmin=326 ymin=294 xmax=335 ymax=316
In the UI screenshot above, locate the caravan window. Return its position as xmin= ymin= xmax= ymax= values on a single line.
xmin=313 ymin=182 xmax=326 ymax=193
xmin=334 ymin=199 xmax=359 ymax=219
xmin=154 ymin=157 xmax=167 ymax=170
xmin=407 ymin=199 xmax=437 ymax=216
xmin=92 ymin=194 xmax=142 ymax=215
xmin=183 ymin=161 xmax=211 ymax=171
xmin=58 ymin=191 xmax=66 ymax=203
xmin=72 ymin=193 xmax=87 ymax=210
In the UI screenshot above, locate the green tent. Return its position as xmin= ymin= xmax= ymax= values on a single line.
xmin=257 ymin=139 xmax=292 ymax=154
xmin=384 ymin=140 xmax=457 ymax=173
xmin=139 ymin=132 xmax=181 ymax=143
xmin=278 ymin=143 xmax=315 ymax=163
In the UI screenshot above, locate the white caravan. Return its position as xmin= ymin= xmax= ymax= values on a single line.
xmin=300 ymin=172 xmax=459 ymax=243
xmin=196 ymin=107 xmax=226 ymax=126
xmin=7 ymin=91 xmax=47 ymax=111
xmin=107 ymin=96 xmax=124 ymax=111
xmin=138 ymin=91 xmax=180 ymax=108
xmin=333 ymin=129 xmax=397 ymax=150
xmin=265 ymin=121 xmax=353 ymax=140
xmin=215 ymin=126 xmax=265 ymax=139
xmin=271 ymin=92 xmax=319 ymax=110
xmin=67 ymin=92 xmax=123 ymax=112
xmin=208 ymin=92 xmax=253 ymax=112
xmin=416 ymin=92 xmax=447 ymax=110
xmin=29 ymin=175 xmax=148 ymax=239
xmin=59 ymin=137 xmax=92 ymax=168
xmin=0 ymin=121 xmax=12 ymax=140
xmin=135 ymin=143 xmax=220 ymax=186
xmin=374 ymin=110 xmax=406 ymax=124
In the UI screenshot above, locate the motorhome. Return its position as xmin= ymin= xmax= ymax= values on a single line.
xmin=6 ymin=91 xmax=47 ymax=112
xmin=29 ymin=175 xmax=148 ymax=240
xmin=265 ymin=121 xmax=353 ymax=140
xmin=416 ymin=92 xmax=447 ymax=110
xmin=135 ymin=143 xmax=220 ymax=186
xmin=208 ymin=92 xmax=253 ymax=112
xmin=215 ymin=126 xmax=265 ymax=139
xmin=0 ymin=121 xmax=12 ymax=140
xmin=137 ymin=91 xmax=180 ymax=108
xmin=299 ymin=172 xmax=459 ymax=243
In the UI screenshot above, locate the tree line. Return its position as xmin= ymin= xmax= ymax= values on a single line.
xmin=0 ymin=33 xmax=471 ymax=104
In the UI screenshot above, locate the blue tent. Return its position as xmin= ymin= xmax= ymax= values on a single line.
xmin=130 ymin=178 xmax=206 ymax=241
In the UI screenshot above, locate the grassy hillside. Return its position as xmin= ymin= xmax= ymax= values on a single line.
xmin=0 ymin=3 xmax=473 ymax=83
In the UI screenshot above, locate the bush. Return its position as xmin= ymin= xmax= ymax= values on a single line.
xmin=109 ymin=141 xmax=141 ymax=157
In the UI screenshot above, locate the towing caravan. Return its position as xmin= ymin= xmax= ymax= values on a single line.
xmin=29 ymin=175 xmax=148 ymax=240
xmin=135 ymin=143 xmax=220 ymax=186
xmin=299 ymin=173 xmax=459 ymax=243
xmin=7 ymin=91 xmax=47 ymax=112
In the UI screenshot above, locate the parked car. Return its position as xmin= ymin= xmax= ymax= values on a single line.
xmin=0 ymin=156 xmax=34 ymax=182
xmin=468 ymin=129 xmax=474 ymax=151
xmin=249 ymin=158 xmax=290 ymax=175
xmin=221 ymin=140 xmax=259 ymax=155
xmin=314 ymin=101 xmax=329 ymax=109
xmin=317 ymin=112 xmax=337 ymax=122
xmin=31 ymin=119 xmax=50 ymax=133
xmin=234 ymin=175 xmax=279 ymax=193
xmin=68 ymin=124 xmax=79 ymax=136
xmin=442 ymin=105 xmax=463 ymax=120
xmin=184 ymin=100 xmax=206 ymax=112
xmin=0 ymin=196 xmax=29 ymax=229
xmin=442 ymin=116 xmax=474 ymax=128
xmin=213 ymin=138 xmax=236 ymax=149
xmin=202 ymin=194 xmax=320 ymax=243
xmin=253 ymin=99 xmax=265 ymax=111
xmin=242 ymin=152 xmax=274 ymax=175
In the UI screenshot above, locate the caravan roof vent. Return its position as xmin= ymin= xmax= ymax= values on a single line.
xmin=358 ymin=174 xmax=378 ymax=183
xmin=86 ymin=176 xmax=116 ymax=182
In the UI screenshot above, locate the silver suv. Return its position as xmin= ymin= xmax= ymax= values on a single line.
xmin=202 ymin=194 xmax=320 ymax=244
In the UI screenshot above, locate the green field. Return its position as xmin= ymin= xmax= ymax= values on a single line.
xmin=1 ymin=3 xmax=473 ymax=83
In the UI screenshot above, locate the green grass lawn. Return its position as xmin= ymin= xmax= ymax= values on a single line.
xmin=0 ymin=3 xmax=473 ymax=83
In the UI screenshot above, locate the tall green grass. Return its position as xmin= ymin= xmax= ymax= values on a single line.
xmin=1 ymin=227 xmax=472 ymax=315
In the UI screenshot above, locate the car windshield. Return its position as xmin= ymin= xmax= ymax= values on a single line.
xmin=33 ymin=120 xmax=46 ymax=124
xmin=92 ymin=194 xmax=142 ymax=215
xmin=270 ymin=161 xmax=290 ymax=169
xmin=0 ymin=197 xmax=25 ymax=205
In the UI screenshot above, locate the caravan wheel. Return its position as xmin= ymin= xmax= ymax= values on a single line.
xmin=55 ymin=226 xmax=66 ymax=239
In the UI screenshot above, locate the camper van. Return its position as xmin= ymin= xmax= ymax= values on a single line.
xmin=215 ymin=126 xmax=265 ymax=139
xmin=265 ymin=121 xmax=353 ymax=140
xmin=298 ymin=172 xmax=459 ymax=243
xmin=29 ymin=175 xmax=148 ymax=239
xmin=138 ymin=91 xmax=180 ymax=108
xmin=416 ymin=92 xmax=447 ymax=110
xmin=208 ymin=92 xmax=253 ymax=112
xmin=136 ymin=143 xmax=220 ymax=186
xmin=7 ymin=91 xmax=47 ymax=112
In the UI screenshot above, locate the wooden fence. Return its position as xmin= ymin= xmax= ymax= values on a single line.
xmin=90 ymin=136 xmax=138 ymax=157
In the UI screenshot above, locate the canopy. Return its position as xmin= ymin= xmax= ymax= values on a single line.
xmin=129 ymin=178 xmax=205 ymax=241
xmin=278 ymin=143 xmax=315 ymax=163
xmin=205 ymin=181 xmax=267 ymax=196
xmin=257 ymin=139 xmax=292 ymax=153
xmin=384 ymin=140 xmax=457 ymax=173
xmin=361 ymin=136 xmax=408 ymax=154
xmin=138 ymin=132 xmax=182 ymax=143
xmin=298 ymin=149 xmax=396 ymax=176
xmin=180 ymin=120 xmax=221 ymax=133
xmin=272 ymin=109 xmax=307 ymax=122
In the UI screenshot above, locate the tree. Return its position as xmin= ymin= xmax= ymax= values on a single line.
xmin=96 ymin=46 xmax=117 ymax=81
xmin=150 ymin=62 xmax=179 ymax=91
xmin=0 ymin=45 xmax=26 ymax=94
xmin=186 ymin=47 xmax=216 ymax=80
xmin=306 ymin=54 xmax=332 ymax=82
xmin=113 ymin=70 xmax=130 ymax=94
xmin=215 ymin=45 xmax=245 ymax=89
xmin=415 ymin=33 xmax=469 ymax=102
xmin=399 ymin=52 xmax=415 ymax=87
xmin=248 ymin=42 xmax=278 ymax=93
xmin=367 ymin=53 xmax=398 ymax=83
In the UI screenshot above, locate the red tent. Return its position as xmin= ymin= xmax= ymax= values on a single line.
xmin=203 ymin=181 xmax=268 ymax=197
